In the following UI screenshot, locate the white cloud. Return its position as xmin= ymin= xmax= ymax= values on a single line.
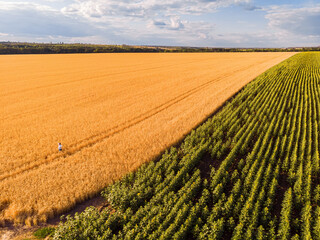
xmin=169 ymin=17 xmax=184 ymax=30
xmin=0 ymin=1 xmax=99 ymax=38
xmin=266 ymin=5 xmax=320 ymax=36
xmin=0 ymin=32 xmax=9 ymax=36
xmin=263 ymin=4 xmax=320 ymax=46
xmin=145 ymin=19 xmax=216 ymax=46
xmin=0 ymin=1 xmax=53 ymax=11
xmin=1 ymin=0 xmax=318 ymax=47
xmin=62 ymin=0 xmax=253 ymax=20
xmin=56 ymin=0 xmax=255 ymax=45
xmin=150 ymin=17 xmax=185 ymax=31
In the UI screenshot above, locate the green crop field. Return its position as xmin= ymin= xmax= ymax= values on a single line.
xmin=53 ymin=52 xmax=320 ymax=239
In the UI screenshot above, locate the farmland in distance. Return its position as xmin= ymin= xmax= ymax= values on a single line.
xmin=0 ymin=52 xmax=294 ymax=225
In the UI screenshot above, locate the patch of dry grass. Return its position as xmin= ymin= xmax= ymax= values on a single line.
xmin=0 ymin=52 xmax=295 ymax=225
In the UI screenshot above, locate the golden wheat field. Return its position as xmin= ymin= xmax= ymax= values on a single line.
xmin=0 ymin=52 xmax=295 ymax=225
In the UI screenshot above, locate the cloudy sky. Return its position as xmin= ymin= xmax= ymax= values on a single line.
xmin=0 ymin=0 xmax=319 ymax=47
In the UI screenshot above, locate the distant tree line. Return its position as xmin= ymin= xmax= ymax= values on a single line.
xmin=0 ymin=42 xmax=319 ymax=54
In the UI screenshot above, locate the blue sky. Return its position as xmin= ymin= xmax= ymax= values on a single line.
xmin=0 ymin=0 xmax=319 ymax=47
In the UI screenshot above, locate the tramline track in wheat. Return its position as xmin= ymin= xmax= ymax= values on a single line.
xmin=0 ymin=57 xmax=279 ymax=181
xmin=0 ymin=52 xmax=295 ymax=225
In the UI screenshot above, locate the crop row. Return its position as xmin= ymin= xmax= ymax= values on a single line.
xmin=53 ymin=53 xmax=320 ymax=239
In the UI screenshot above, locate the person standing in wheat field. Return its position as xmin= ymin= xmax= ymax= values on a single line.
xmin=58 ymin=143 xmax=62 ymax=152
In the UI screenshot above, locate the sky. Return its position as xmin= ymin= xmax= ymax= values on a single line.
xmin=0 ymin=0 xmax=319 ymax=47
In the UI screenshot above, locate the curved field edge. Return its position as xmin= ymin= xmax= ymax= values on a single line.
xmin=51 ymin=52 xmax=320 ymax=239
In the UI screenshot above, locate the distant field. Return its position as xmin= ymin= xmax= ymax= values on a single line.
xmin=0 ymin=52 xmax=295 ymax=225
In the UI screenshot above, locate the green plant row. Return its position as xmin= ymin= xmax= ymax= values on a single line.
xmin=53 ymin=53 xmax=320 ymax=239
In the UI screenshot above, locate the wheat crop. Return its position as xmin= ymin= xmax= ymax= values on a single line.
xmin=0 ymin=52 xmax=295 ymax=225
